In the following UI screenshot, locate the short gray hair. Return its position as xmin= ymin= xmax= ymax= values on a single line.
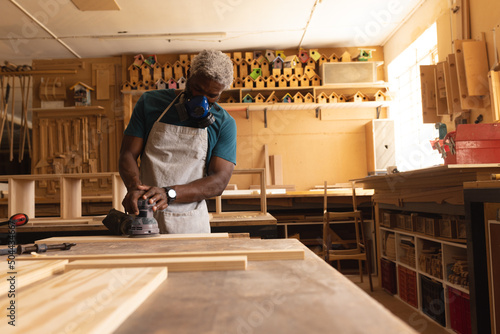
xmin=190 ymin=50 xmax=233 ymax=89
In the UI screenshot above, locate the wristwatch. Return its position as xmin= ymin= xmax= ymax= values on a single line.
xmin=163 ymin=187 xmax=177 ymax=204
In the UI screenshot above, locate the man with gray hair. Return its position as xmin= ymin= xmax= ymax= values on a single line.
xmin=119 ymin=49 xmax=236 ymax=234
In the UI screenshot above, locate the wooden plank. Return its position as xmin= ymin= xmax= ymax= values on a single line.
xmin=455 ymin=40 xmax=484 ymax=108
xmin=489 ymin=70 xmax=500 ymax=121
xmin=264 ymin=144 xmax=271 ymax=185
xmin=445 ymin=54 xmax=463 ymax=113
xmin=270 ymin=155 xmax=284 ymax=185
xmin=71 ymin=0 xmax=120 ymax=10
xmin=17 ymin=248 xmax=304 ymax=262
xmin=463 ymin=40 xmax=490 ymax=96
xmin=65 ymin=256 xmax=248 ymax=272
xmin=435 ymin=61 xmax=449 ymax=115
xmin=35 ymin=233 xmax=230 ymax=244
xmin=0 ymin=260 xmax=68 ymax=291
xmin=419 ymin=65 xmax=440 ymax=123
xmin=96 ymin=69 xmax=110 ymax=100
xmin=0 ymin=267 xmax=166 ymax=333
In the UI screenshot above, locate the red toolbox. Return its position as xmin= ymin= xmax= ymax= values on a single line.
xmin=444 ymin=123 xmax=500 ymax=165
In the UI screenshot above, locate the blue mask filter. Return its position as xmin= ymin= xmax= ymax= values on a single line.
xmin=186 ymin=95 xmax=210 ymax=119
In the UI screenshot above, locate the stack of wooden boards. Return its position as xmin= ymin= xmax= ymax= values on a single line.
xmin=0 ymin=233 xmax=305 ymax=333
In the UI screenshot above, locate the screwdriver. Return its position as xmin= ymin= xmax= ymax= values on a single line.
xmin=0 ymin=243 xmax=77 ymax=256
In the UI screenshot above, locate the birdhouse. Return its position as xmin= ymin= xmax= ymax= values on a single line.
xmin=306 ymin=58 xmax=316 ymax=69
xmin=304 ymin=93 xmax=314 ymax=103
xmin=277 ymin=75 xmax=288 ymax=88
xmin=288 ymin=75 xmax=299 ymax=88
xmin=253 ymin=51 xmax=263 ymax=60
xmin=341 ymin=51 xmax=352 ymax=62
xmin=282 ymin=93 xmax=293 ymax=103
xmin=245 ymin=52 xmax=253 ymax=63
xmin=152 ymin=62 xmax=163 ymax=82
xmin=172 ymin=61 xmax=184 ymax=80
xmin=272 ymin=68 xmax=281 ymax=79
xmin=298 ymin=50 xmax=310 ymax=63
xmin=226 ymin=96 xmax=237 ymax=103
xmin=179 ymin=54 xmax=189 ymax=67
xmin=232 ymin=61 xmax=238 ymax=79
xmin=309 ymin=49 xmax=321 ymax=61
xmin=329 ymin=92 xmax=340 ymax=103
xmin=329 ymin=53 xmax=340 ymax=62
xmin=374 ymin=90 xmax=388 ymax=101
xmin=121 ymin=81 xmax=134 ymax=91
xmin=128 ymin=64 xmax=140 ymax=86
xmin=265 ymin=50 xmax=276 ymax=63
xmin=177 ymin=77 xmax=187 ymax=90
xmin=167 ymin=78 xmax=177 ymax=89
xmin=239 ymin=59 xmax=249 ymax=79
xmin=133 ymin=54 xmax=144 ymax=68
xmin=163 ymin=62 xmax=173 ymax=80
xmin=304 ymin=67 xmax=317 ymax=80
xmin=233 ymin=52 xmax=243 ymax=65
xmin=318 ymin=54 xmax=329 ymax=67
xmin=250 ymin=59 xmax=260 ymax=70
xmin=266 ymin=76 xmax=277 ymax=88
xmin=244 ymin=76 xmax=255 ymax=88
xmin=140 ymin=63 xmax=152 ymax=86
xmin=272 ymin=56 xmax=284 ymax=70
xmin=276 ymin=51 xmax=286 ymax=59
xmin=348 ymin=91 xmax=367 ymax=103
xmin=255 ymin=76 xmax=265 ymax=89
xmin=316 ymin=92 xmax=329 ymax=103
xmin=298 ymin=75 xmax=310 ymax=87
xmin=358 ymin=49 xmax=374 ymax=61
xmin=242 ymin=94 xmax=254 ymax=103
xmin=155 ymin=78 xmax=168 ymax=90
xmin=284 ymin=55 xmax=299 ymax=68
xmin=70 ymin=81 xmax=94 ymax=106
xmin=293 ymin=92 xmax=304 ymax=103
xmin=310 ymin=74 xmax=321 ymax=86
xmin=137 ymin=81 xmax=148 ymax=91
xmin=254 ymin=93 xmax=265 ymax=103
xmin=337 ymin=94 xmax=346 ymax=103
xmin=260 ymin=59 xmax=270 ymax=77
xmin=249 ymin=68 xmax=262 ymax=80
xmin=283 ymin=68 xmax=293 ymax=80
xmin=144 ymin=54 xmax=157 ymax=67
xmin=233 ymin=77 xmax=243 ymax=88
xmin=266 ymin=92 xmax=279 ymax=103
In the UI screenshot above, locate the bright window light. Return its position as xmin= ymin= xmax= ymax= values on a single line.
xmin=387 ymin=22 xmax=443 ymax=171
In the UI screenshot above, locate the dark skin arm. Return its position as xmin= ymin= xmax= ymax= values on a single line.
xmin=119 ymin=134 xmax=235 ymax=215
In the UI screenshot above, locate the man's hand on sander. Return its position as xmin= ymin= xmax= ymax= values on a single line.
xmin=137 ymin=185 xmax=170 ymax=212
xmin=122 ymin=186 xmax=146 ymax=215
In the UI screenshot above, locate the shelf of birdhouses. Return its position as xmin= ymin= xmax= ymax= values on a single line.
xmin=32 ymin=106 xmax=105 ymax=117
xmin=221 ymin=101 xmax=392 ymax=111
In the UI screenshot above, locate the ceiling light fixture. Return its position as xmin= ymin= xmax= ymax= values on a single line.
xmin=93 ymin=32 xmax=227 ymax=40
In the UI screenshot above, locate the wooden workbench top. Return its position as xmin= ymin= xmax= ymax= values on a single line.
xmin=23 ymin=237 xmax=416 ymax=333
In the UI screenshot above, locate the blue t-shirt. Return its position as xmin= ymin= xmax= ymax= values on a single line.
xmin=124 ymin=89 xmax=237 ymax=170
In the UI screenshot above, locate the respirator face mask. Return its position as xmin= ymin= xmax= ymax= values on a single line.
xmin=175 ymin=91 xmax=216 ymax=128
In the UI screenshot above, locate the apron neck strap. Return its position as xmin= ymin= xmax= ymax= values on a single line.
xmin=155 ymin=92 xmax=183 ymax=123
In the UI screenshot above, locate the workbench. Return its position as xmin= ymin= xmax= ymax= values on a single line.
xmin=9 ymin=236 xmax=416 ymax=333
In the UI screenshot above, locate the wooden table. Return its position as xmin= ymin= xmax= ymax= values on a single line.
xmin=18 ymin=237 xmax=416 ymax=333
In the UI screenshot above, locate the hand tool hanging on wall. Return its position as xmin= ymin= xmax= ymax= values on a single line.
xmin=0 ymin=242 xmax=76 ymax=256
xmin=0 ymin=79 xmax=10 ymax=148
xmin=9 ymin=75 xmax=15 ymax=161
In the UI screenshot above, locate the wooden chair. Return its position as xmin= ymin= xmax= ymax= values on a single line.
xmin=322 ymin=181 xmax=373 ymax=291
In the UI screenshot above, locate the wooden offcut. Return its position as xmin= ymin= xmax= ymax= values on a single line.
xmin=0 ymin=259 xmax=68 ymax=291
xmin=71 ymin=0 xmax=120 ymax=11
xmin=35 ymin=233 xmax=230 ymax=245
xmin=65 ymin=255 xmax=248 ymax=272
xmin=0 ymin=267 xmax=166 ymax=333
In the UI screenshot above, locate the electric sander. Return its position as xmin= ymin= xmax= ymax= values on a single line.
xmin=103 ymin=199 xmax=160 ymax=237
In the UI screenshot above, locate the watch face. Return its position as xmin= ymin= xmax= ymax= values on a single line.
xmin=167 ymin=188 xmax=176 ymax=198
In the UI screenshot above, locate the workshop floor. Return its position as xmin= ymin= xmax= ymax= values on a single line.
xmin=346 ymin=275 xmax=450 ymax=334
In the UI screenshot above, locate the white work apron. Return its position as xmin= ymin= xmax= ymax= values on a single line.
xmin=139 ymin=96 xmax=210 ymax=234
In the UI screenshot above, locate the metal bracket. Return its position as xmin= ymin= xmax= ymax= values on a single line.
xmin=316 ymin=107 xmax=321 ymax=118
xmin=376 ymin=105 xmax=381 ymax=119
xmin=246 ymin=107 xmax=249 ymax=119
xmin=264 ymin=108 xmax=268 ymax=128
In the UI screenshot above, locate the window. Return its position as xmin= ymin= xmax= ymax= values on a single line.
xmin=387 ymin=23 xmax=442 ymax=171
